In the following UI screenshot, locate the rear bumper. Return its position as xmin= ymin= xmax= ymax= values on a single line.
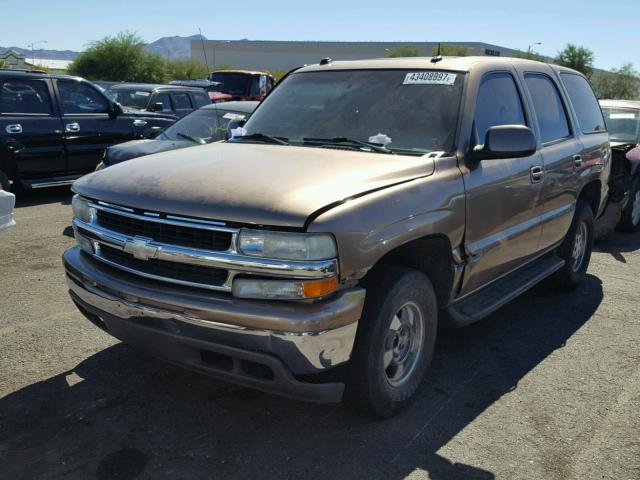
xmin=0 ymin=190 xmax=15 ymax=231
xmin=63 ymin=247 xmax=365 ymax=402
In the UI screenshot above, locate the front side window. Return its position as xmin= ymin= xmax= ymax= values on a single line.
xmin=192 ymin=92 xmax=210 ymax=108
xmin=0 ymin=79 xmax=52 ymax=115
xmin=105 ymin=88 xmax=151 ymax=110
xmin=242 ymin=69 xmax=464 ymax=155
xmin=155 ymin=93 xmax=172 ymax=111
xmin=524 ymin=74 xmax=570 ymax=144
xmin=560 ymin=73 xmax=605 ymax=133
xmin=474 ymin=72 xmax=526 ymax=143
xmin=58 ymin=81 xmax=110 ymax=114
xmin=172 ymin=93 xmax=192 ymax=110
xmin=601 ymin=107 xmax=640 ymax=144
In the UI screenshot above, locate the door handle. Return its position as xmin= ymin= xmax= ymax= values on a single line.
xmin=573 ymin=154 xmax=583 ymax=169
xmin=65 ymin=122 xmax=80 ymax=133
xmin=530 ymin=165 xmax=544 ymax=183
xmin=133 ymin=119 xmax=148 ymax=127
xmin=5 ymin=124 xmax=22 ymax=134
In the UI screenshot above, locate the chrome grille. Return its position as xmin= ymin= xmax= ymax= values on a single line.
xmin=99 ymin=245 xmax=228 ymax=288
xmin=96 ymin=209 xmax=232 ymax=251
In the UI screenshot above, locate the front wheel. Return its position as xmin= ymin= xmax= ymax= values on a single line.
xmin=553 ymin=200 xmax=594 ymax=291
xmin=346 ymin=265 xmax=438 ymax=418
xmin=617 ymin=177 xmax=640 ymax=233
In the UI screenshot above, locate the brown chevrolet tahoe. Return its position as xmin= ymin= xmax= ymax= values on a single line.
xmin=64 ymin=57 xmax=610 ymax=417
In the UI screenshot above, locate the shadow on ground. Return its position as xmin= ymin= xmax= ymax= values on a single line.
xmin=14 ymin=186 xmax=73 ymax=208
xmin=0 ymin=271 xmax=604 ymax=480
xmin=594 ymin=230 xmax=640 ymax=263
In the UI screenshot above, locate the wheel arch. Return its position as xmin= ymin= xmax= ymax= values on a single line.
xmin=579 ymin=179 xmax=602 ymax=216
xmin=364 ymin=234 xmax=454 ymax=308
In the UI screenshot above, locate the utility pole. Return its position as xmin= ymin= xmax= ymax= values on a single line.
xmin=199 ymin=28 xmax=209 ymax=72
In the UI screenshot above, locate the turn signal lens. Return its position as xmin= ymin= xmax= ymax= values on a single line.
xmin=302 ymin=278 xmax=338 ymax=298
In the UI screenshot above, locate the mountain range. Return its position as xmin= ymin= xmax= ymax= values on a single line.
xmin=0 ymin=34 xmax=206 ymax=61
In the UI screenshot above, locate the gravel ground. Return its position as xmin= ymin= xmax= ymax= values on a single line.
xmin=1 ymin=188 xmax=639 ymax=480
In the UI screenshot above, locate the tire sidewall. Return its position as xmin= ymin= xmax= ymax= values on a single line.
xmin=558 ymin=201 xmax=594 ymax=287
xmin=621 ymin=176 xmax=640 ymax=232
xmin=351 ymin=267 xmax=438 ymax=416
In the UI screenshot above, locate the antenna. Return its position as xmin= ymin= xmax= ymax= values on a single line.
xmin=199 ymin=28 xmax=210 ymax=73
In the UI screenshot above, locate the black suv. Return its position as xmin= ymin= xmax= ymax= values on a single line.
xmin=0 ymin=70 xmax=177 ymax=191
xmin=104 ymin=84 xmax=211 ymax=118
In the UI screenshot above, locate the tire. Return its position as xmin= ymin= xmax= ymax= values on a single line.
xmin=552 ymin=200 xmax=594 ymax=291
xmin=346 ymin=265 xmax=438 ymax=418
xmin=617 ymin=176 xmax=640 ymax=233
xmin=0 ymin=170 xmax=10 ymax=192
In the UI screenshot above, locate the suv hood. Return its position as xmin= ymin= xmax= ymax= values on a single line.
xmin=74 ymin=143 xmax=436 ymax=228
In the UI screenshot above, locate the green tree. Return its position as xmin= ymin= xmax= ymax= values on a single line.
xmin=555 ymin=43 xmax=594 ymax=78
xmin=386 ymin=45 xmax=420 ymax=58
xmin=166 ymin=58 xmax=209 ymax=80
xmin=431 ymin=44 xmax=469 ymax=57
xmin=68 ymin=32 xmax=168 ymax=82
xmin=592 ymin=64 xmax=640 ymax=100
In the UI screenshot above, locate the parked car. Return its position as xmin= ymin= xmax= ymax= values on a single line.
xmin=99 ymin=101 xmax=257 ymax=168
xmin=598 ymin=100 xmax=640 ymax=232
xmin=65 ymin=57 xmax=609 ymax=417
xmin=205 ymin=70 xmax=274 ymax=103
xmin=105 ymin=84 xmax=211 ymax=118
xmin=0 ymin=186 xmax=15 ymax=231
xmin=0 ymin=69 xmax=177 ymax=191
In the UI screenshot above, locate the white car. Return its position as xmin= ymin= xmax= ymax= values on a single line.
xmin=0 ymin=189 xmax=15 ymax=231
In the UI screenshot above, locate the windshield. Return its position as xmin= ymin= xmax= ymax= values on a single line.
xmin=208 ymin=73 xmax=250 ymax=95
xmin=242 ymin=69 xmax=464 ymax=155
xmin=158 ymin=108 xmax=249 ymax=143
xmin=106 ymin=88 xmax=152 ymax=109
xmin=602 ymin=107 xmax=640 ymax=144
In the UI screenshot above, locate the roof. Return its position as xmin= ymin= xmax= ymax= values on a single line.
xmin=297 ymin=56 xmax=573 ymax=74
xmin=25 ymin=59 xmax=73 ymax=70
xmin=599 ymin=99 xmax=640 ymax=110
xmin=201 ymin=101 xmax=258 ymax=113
xmin=209 ymin=69 xmax=272 ymax=76
xmin=107 ymin=83 xmax=202 ymax=92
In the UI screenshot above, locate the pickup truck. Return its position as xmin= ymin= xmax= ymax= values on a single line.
xmin=0 ymin=70 xmax=177 ymax=191
xmin=65 ymin=57 xmax=609 ymax=417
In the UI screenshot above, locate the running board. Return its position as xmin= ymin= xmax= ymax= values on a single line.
xmin=446 ymin=253 xmax=565 ymax=327
xmin=21 ymin=176 xmax=82 ymax=189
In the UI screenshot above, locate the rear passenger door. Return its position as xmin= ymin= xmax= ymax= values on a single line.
xmin=520 ymin=70 xmax=582 ymax=249
xmin=461 ymin=71 xmax=546 ymax=295
xmin=0 ymin=77 xmax=66 ymax=180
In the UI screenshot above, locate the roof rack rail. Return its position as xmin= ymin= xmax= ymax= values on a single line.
xmin=0 ymin=68 xmax=48 ymax=74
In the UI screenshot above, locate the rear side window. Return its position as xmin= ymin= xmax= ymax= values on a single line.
xmin=0 ymin=79 xmax=52 ymax=115
xmin=560 ymin=73 xmax=605 ymax=133
xmin=474 ymin=72 xmax=526 ymax=142
xmin=192 ymin=92 xmax=210 ymax=108
xmin=172 ymin=93 xmax=192 ymax=110
xmin=524 ymin=74 xmax=570 ymax=144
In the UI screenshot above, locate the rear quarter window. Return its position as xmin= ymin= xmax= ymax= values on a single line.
xmin=559 ymin=73 xmax=605 ymax=134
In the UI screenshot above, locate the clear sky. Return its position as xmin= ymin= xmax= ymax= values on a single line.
xmin=2 ymin=0 xmax=638 ymax=70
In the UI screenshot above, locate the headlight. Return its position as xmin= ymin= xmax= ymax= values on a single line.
xmin=72 ymin=195 xmax=94 ymax=223
xmin=238 ymin=229 xmax=337 ymax=261
xmin=232 ymin=277 xmax=338 ymax=300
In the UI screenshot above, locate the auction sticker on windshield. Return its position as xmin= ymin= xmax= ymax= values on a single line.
xmin=403 ymin=72 xmax=456 ymax=85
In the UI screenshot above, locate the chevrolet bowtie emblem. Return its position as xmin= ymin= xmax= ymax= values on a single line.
xmin=123 ymin=237 xmax=159 ymax=261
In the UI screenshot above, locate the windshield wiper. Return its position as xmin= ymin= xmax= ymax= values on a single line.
xmin=232 ymin=133 xmax=290 ymax=145
xmin=176 ymin=133 xmax=204 ymax=144
xmin=303 ymin=137 xmax=395 ymax=154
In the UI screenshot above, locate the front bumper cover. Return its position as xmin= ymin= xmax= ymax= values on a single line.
xmin=63 ymin=247 xmax=365 ymax=402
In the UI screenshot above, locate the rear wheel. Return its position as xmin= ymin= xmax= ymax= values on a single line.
xmin=553 ymin=200 xmax=594 ymax=290
xmin=617 ymin=177 xmax=640 ymax=233
xmin=346 ymin=265 xmax=438 ymax=418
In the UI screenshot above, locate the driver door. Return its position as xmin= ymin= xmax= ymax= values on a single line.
xmin=460 ymin=71 xmax=545 ymax=296
xmin=55 ymin=79 xmax=133 ymax=175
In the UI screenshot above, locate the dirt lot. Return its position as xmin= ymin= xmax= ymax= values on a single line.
xmin=1 ymin=188 xmax=639 ymax=480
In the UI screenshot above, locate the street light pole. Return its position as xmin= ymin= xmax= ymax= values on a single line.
xmin=28 ymin=40 xmax=47 ymax=70
xmin=527 ymin=42 xmax=542 ymax=54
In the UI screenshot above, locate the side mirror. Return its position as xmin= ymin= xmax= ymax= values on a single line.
xmin=150 ymin=102 xmax=164 ymax=112
xmin=145 ymin=126 xmax=164 ymax=139
xmin=225 ymin=118 xmax=247 ymax=140
xmin=472 ymin=125 xmax=536 ymax=161
xmin=109 ymin=102 xmax=124 ymax=118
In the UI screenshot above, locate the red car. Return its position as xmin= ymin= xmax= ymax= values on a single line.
xmin=205 ymin=70 xmax=275 ymax=103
